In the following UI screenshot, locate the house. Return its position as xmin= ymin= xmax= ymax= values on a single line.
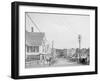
xmin=25 ymin=30 xmax=51 ymax=63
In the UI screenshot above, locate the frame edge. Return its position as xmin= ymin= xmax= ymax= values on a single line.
xmin=11 ymin=1 xmax=98 ymax=79
xmin=11 ymin=2 xmax=19 ymax=79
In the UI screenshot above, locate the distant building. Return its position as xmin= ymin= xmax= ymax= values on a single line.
xmin=80 ymin=48 xmax=89 ymax=58
xmin=56 ymin=49 xmax=64 ymax=57
xmin=63 ymin=49 xmax=67 ymax=58
xmin=67 ymin=48 xmax=76 ymax=57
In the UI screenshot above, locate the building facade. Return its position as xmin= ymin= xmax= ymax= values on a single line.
xmin=25 ymin=31 xmax=51 ymax=64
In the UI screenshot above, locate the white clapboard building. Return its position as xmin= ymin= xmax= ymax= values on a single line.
xmin=25 ymin=30 xmax=51 ymax=63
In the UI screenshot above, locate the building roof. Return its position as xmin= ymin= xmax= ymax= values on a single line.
xmin=26 ymin=31 xmax=45 ymax=46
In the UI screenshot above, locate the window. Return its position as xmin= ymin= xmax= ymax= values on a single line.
xmin=27 ymin=46 xmax=39 ymax=53
xmin=27 ymin=46 xmax=30 ymax=52
xmin=34 ymin=46 xmax=39 ymax=52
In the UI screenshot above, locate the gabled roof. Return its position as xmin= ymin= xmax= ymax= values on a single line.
xmin=26 ymin=31 xmax=45 ymax=46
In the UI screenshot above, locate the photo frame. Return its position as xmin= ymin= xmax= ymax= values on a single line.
xmin=11 ymin=1 xmax=98 ymax=79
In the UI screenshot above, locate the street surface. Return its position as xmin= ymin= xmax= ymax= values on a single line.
xmin=25 ymin=57 xmax=82 ymax=68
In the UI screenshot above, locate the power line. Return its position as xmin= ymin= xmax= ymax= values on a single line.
xmin=26 ymin=13 xmax=40 ymax=32
xmin=26 ymin=13 xmax=49 ymax=44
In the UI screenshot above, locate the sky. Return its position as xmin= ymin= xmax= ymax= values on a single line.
xmin=25 ymin=12 xmax=90 ymax=49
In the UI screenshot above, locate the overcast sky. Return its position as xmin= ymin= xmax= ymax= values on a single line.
xmin=25 ymin=12 xmax=90 ymax=49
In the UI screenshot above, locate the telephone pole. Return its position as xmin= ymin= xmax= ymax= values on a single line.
xmin=78 ymin=34 xmax=81 ymax=61
xmin=52 ymin=40 xmax=54 ymax=55
xmin=52 ymin=40 xmax=55 ymax=58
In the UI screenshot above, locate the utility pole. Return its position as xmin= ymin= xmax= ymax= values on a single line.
xmin=78 ymin=34 xmax=81 ymax=61
xmin=52 ymin=40 xmax=54 ymax=58
xmin=52 ymin=40 xmax=54 ymax=54
xmin=52 ymin=40 xmax=54 ymax=50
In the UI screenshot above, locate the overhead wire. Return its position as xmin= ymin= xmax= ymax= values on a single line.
xmin=26 ymin=13 xmax=41 ymax=32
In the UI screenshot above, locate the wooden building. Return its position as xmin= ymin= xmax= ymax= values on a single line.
xmin=25 ymin=31 xmax=50 ymax=63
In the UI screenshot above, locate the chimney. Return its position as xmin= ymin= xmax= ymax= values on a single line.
xmin=31 ymin=27 xmax=34 ymax=32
